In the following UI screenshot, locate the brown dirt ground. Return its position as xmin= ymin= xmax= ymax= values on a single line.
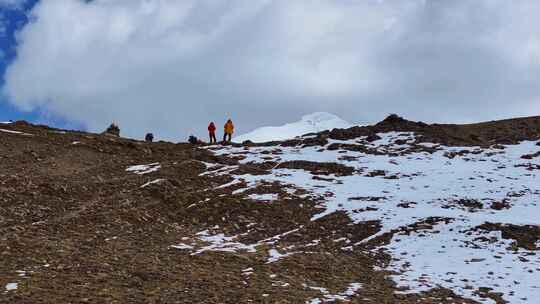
xmin=4 ymin=114 xmax=539 ymax=303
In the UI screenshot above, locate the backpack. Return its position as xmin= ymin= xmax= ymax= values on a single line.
xmin=188 ymin=135 xmax=198 ymax=144
xmin=104 ymin=123 xmax=120 ymax=136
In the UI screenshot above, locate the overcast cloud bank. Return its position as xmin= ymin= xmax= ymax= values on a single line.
xmin=3 ymin=0 xmax=540 ymax=140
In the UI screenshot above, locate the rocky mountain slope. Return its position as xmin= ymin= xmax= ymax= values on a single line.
xmin=1 ymin=115 xmax=540 ymax=304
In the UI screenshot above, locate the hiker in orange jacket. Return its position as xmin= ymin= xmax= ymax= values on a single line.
xmin=223 ymin=119 xmax=234 ymax=143
xmin=208 ymin=122 xmax=217 ymax=144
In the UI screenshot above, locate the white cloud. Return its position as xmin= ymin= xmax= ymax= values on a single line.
xmin=3 ymin=0 xmax=540 ymax=140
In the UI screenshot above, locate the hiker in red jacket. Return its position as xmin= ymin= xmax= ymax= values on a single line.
xmin=208 ymin=122 xmax=217 ymax=144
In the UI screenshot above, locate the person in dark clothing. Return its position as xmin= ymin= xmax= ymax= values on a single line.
xmin=188 ymin=135 xmax=198 ymax=145
xmin=208 ymin=122 xmax=217 ymax=144
xmin=145 ymin=133 xmax=154 ymax=142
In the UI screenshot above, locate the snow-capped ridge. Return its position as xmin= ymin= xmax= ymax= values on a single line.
xmin=235 ymin=112 xmax=352 ymax=143
xmin=300 ymin=112 xmax=344 ymax=125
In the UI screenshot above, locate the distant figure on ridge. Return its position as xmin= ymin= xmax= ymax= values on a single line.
xmin=188 ymin=135 xmax=198 ymax=145
xmin=145 ymin=133 xmax=154 ymax=142
xmin=103 ymin=123 xmax=120 ymax=137
xmin=208 ymin=122 xmax=217 ymax=144
xmin=223 ymin=119 xmax=234 ymax=143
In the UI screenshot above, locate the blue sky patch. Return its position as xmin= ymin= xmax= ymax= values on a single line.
xmin=0 ymin=0 xmax=82 ymax=130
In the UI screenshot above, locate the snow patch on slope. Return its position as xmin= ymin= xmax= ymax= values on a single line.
xmin=126 ymin=163 xmax=161 ymax=175
xmin=210 ymin=133 xmax=540 ymax=303
xmin=234 ymin=112 xmax=352 ymax=143
xmin=0 ymin=128 xmax=33 ymax=136
xmin=5 ymin=283 xmax=17 ymax=292
xmin=305 ymin=282 xmax=363 ymax=303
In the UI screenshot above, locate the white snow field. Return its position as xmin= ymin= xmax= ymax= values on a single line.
xmin=234 ymin=112 xmax=352 ymax=143
xmin=207 ymin=132 xmax=540 ymax=304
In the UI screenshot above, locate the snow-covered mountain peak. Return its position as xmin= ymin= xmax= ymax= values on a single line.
xmin=300 ymin=112 xmax=342 ymax=125
xmin=235 ymin=112 xmax=352 ymax=143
